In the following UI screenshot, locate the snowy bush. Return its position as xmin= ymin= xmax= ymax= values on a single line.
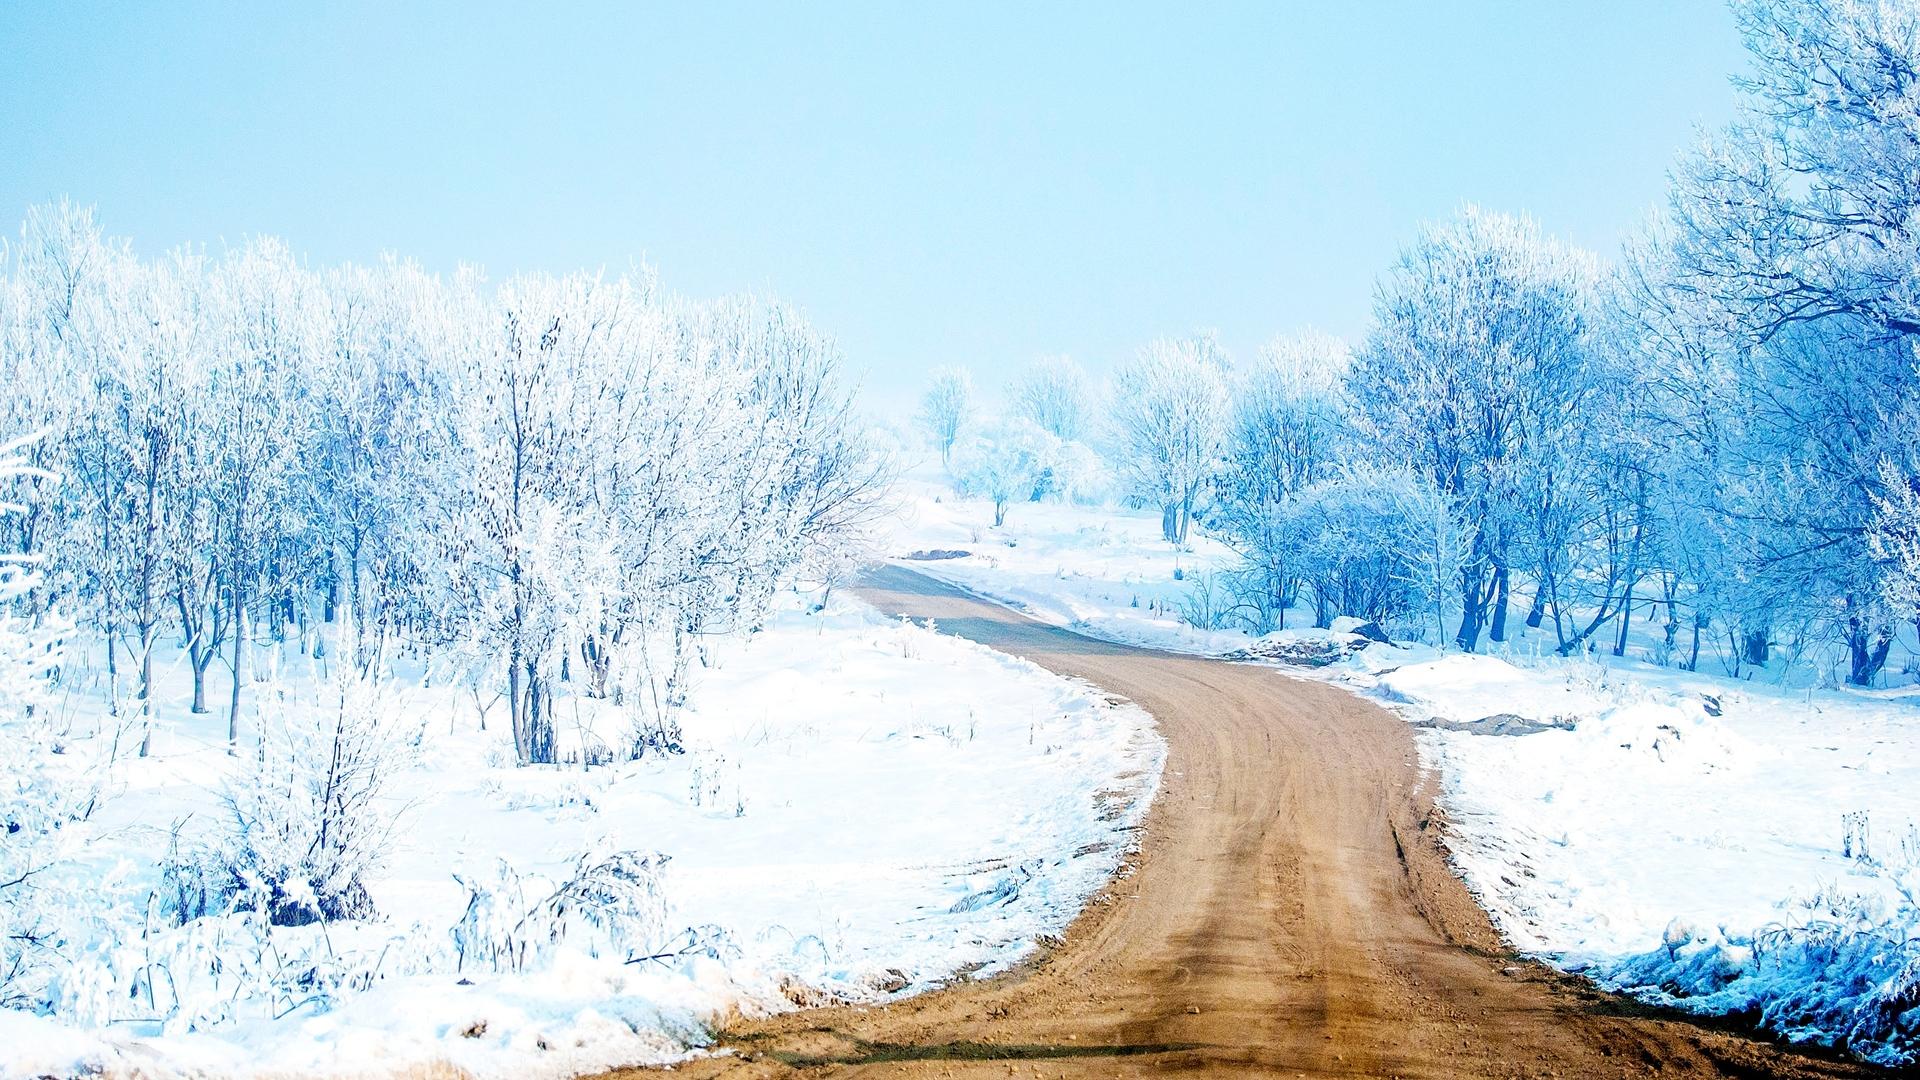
xmin=1601 ymin=881 xmax=1920 ymax=1065
xmin=175 ymin=665 xmax=415 ymax=927
xmin=1036 ymin=436 xmax=1115 ymax=506
xmin=1010 ymin=355 xmax=1093 ymax=443
xmin=107 ymin=908 xmax=423 ymax=1033
xmin=1268 ymin=471 xmax=1421 ymax=631
xmin=452 ymin=851 xmax=675 ymax=974
xmin=1175 ymin=568 xmax=1235 ymax=632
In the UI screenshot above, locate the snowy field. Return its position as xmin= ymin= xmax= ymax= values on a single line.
xmin=885 ymin=472 xmax=1247 ymax=655
xmin=893 ymin=485 xmax=1920 ymax=1062
xmin=0 ymin=594 xmax=1163 ymax=1080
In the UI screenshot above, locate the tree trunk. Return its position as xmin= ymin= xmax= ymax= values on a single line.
xmin=1455 ymin=565 xmax=1488 ymax=652
xmin=136 ymin=465 xmax=160 ymax=753
xmin=1524 ymin=587 xmax=1546 ymax=630
xmin=228 ymin=598 xmax=245 ymax=748
xmin=524 ymin=660 xmax=555 ymax=764
xmin=1488 ymin=566 xmax=1510 ymax=643
xmin=508 ymin=650 xmax=526 ymax=764
xmin=1661 ymin=583 xmax=1680 ymax=659
xmin=349 ymin=533 xmax=365 ymax=666
xmin=138 ymin=637 xmax=154 ymax=758
xmin=1847 ymin=618 xmax=1892 ymax=687
xmin=105 ymin=630 xmax=119 ymax=714
xmin=190 ymin=649 xmax=208 ymax=714
xmin=1613 ymin=590 xmax=1633 ymax=657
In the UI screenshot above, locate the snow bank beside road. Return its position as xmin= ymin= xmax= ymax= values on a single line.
xmin=1366 ymin=650 xmax=1920 ymax=1063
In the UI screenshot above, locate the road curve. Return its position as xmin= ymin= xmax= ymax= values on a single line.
xmin=610 ymin=565 xmax=1879 ymax=1078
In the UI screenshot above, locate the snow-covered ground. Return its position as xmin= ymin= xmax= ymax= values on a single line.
xmin=1379 ymin=652 xmax=1920 ymax=1063
xmin=2 ymin=594 xmax=1163 ymax=1079
xmin=885 ymin=473 xmax=1247 ymax=655
xmin=890 ymin=480 xmax=1920 ymax=1063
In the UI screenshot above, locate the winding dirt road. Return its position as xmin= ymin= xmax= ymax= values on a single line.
xmin=618 ymin=566 xmax=1882 ymax=1078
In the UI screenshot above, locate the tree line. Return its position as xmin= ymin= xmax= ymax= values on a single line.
xmin=0 ymin=206 xmax=883 ymax=764
xmin=923 ymin=0 xmax=1920 ymax=686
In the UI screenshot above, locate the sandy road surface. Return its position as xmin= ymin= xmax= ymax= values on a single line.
xmin=609 ymin=565 xmax=1882 ymax=1078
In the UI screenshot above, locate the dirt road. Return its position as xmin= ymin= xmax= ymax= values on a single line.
xmin=615 ymin=566 xmax=1881 ymax=1078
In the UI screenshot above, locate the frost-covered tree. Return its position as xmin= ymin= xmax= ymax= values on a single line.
xmin=1211 ymin=331 xmax=1351 ymax=628
xmin=83 ymin=252 xmax=204 ymax=752
xmin=306 ymin=259 xmax=442 ymax=669
xmin=1641 ymin=0 xmax=1920 ymax=683
xmin=1111 ymin=334 xmax=1230 ymax=544
xmin=1010 ymin=355 xmax=1091 ymax=442
xmin=204 ymin=239 xmax=319 ymax=745
xmin=917 ymin=366 xmax=973 ymax=469
xmin=0 ymin=203 xmax=101 ymax=624
xmin=1672 ymin=0 xmax=1920 ymax=344
xmin=0 ymin=204 xmax=883 ymax=770
xmin=1351 ymin=208 xmax=1600 ymax=652
xmin=429 ymin=271 xmax=643 ymax=765
xmin=956 ymin=419 xmax=1053 ymax=527
xmin=0 ymin=431 xmax=82 ymax=1009
xmin=419 ymin=273 xmax=883 ymax=764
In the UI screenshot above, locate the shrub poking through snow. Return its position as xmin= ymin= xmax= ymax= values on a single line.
xmin=453 ymin=851 xmax=674 ymax=973
xmin=1844 ymin=810 xmax=1872 ymax=864
xmin=181 ymin=662 xmax=415 ymax=927
xmin=1599 ymin=881 xmax=1920 ymax=1065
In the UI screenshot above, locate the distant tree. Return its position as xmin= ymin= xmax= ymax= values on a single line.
xmin=1010 ymin=355 xmax=1091 ymax=441
xmin=1111 ymin=335 xmax=1230 ymax=544
xmin=205 ymin=238 xmax=316 ymax=746
xmin=0 ymin=200 xmax=885 ymax=775
xmin=956 ymin=419 xmax=1053 ymax=527
xmin=85 ymin=250 xmax=203 ymax=753
xmin=1212 ymin=331 xmax=1351 ymax=628
xmin=917 ymin=367 xmax=973 ymax=469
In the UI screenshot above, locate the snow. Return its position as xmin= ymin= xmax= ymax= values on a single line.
xmin=1389 ymin=651 xmax=1920 ymax=1062
xmin=0 ymin=593 xmax=1163 ymax=1079
xmin=890 ymin=486 xmax=1920 ymax=1062
xmin=884 ymin=472 xmax=1248 ymax=655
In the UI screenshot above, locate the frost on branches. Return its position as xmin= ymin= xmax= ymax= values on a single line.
xmin=0 ymin=431 xmax=84 ymax=1011
xmin=0 ymin=205 xmax=884 ymax=768
xmin=0 ymin=203 xmax=889 ymax=1052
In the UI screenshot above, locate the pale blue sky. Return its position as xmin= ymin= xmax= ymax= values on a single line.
xmin=1 ymin=2 xmax=1744 ymax=408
